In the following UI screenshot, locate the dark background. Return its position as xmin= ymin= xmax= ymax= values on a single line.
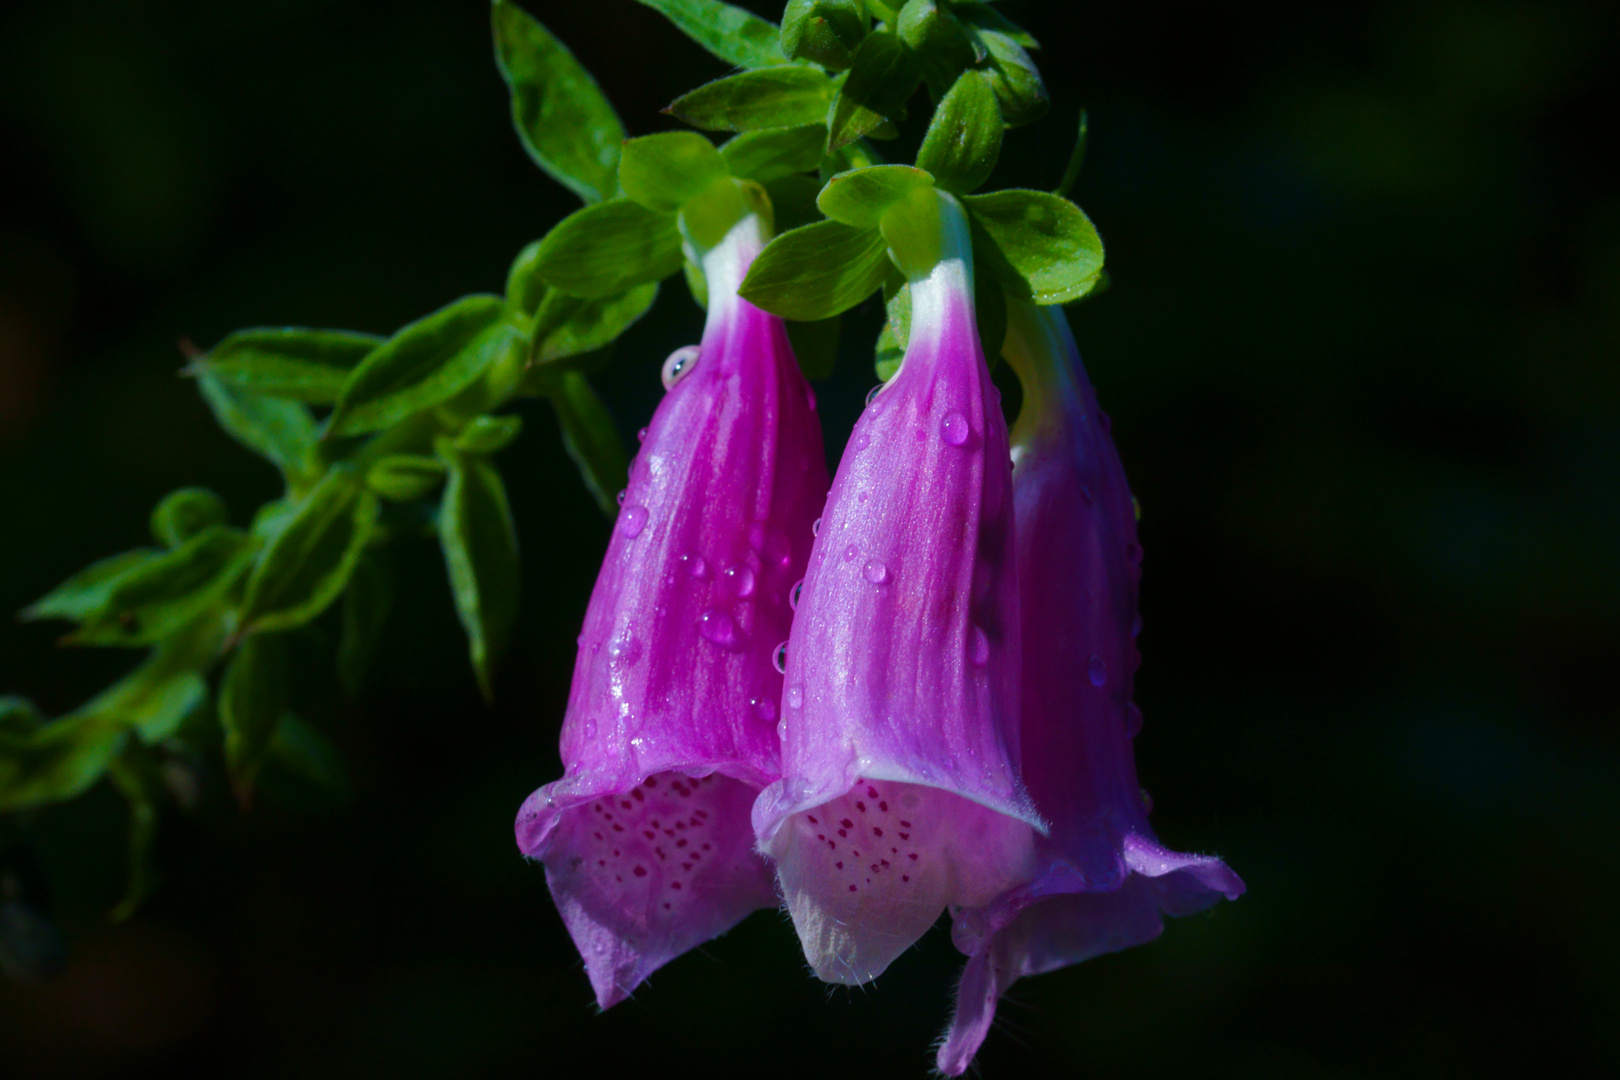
xmin=2 ymin=1 xmax=1616 ymax=1076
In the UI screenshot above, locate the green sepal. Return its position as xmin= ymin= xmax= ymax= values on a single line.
xmin=186 ymin=328 xmax=382 ymax=405
xmin=456 ymin=415 xmax=524 ymax=455
xmin=958 ymin=12 xmax=1048 ymax=126
xmin=619 ymin=132 xmax=728 ymax=213
xmin=532 ymin=199 xmax=684 ymax=300
xmin=150 ymin=488 xmax=228 ymax=549
xmin=68 ymin=527 xmax=255 ymax=647
xmin=817 ymin=164 xmax=935 ymax=228
xmin=896 ymin=0 xmax=977 ymax=96
xmin=738 ymin=219 xmax=891 ymax=320
xmin=24 ymin=549 xmax=162 ymax=624
xmin=965 ymin=189 xmax=1105 ymax=304
xmin=238 ymin=468 xmax=380 ymax=635
xmin=668 ymin=67 xmax=835 ymax=133
xmin=683 ymin=259 xmax=709 ymax=308
xmin=781 ymin=0 xmax=869 ymax=70
xmin=219 ymin=631 xmax=288 ymax=802
xmin=720 ymin=126 xmax=827 ymax=183
xmin=634 ymin=0 xmax=788 ymax=69
xmin=785 ymin=316 xmax=841 ymax=380
xmin=337 ymin=546 xmax=393 ymax=698
xmin=437 ymin=444 xmax=520 ymax=703
xmin=544 ymin=369 xmax=629 ymax=517
xmin=679 ymin=177 xmax=773 ymax=255
xmin=327 ymin=295 xmax=510 ymax=438
xmin=915 ymin=68 xmax=1003 ymax=194
xmin=198 ymin=374 xmax=318 ymax=482
xmin=827 ymin=32 xmax=921 ymax=150
xmin=505 ymin=239 xmax=549 ymax=320
xmin=365 ymin=454 xmax=448 ymax=502
xmin=1055 ymin=108 xmax=1088 ymax=198
xmin=492 ymin=0 xmax=624 ymax=203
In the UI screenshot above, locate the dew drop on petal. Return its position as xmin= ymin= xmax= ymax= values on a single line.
xmin=789 ymin=579 xmax=805 ymax=610
xmin=661 ymin=345 xmax=700 ymax=389
xmin=843 ymin=544 xmax=859 ymax=562
xmin=682 ymin=552 xmax=710 ymax=579
xmin=752 ymin=698 xmax=777 ymax=722
xmin=787 ymin=685 xmax=804 ymax=709
xmin=1088 ymin=655 xmax=1108 ymax=687
xmin=863 ymin=560 xmax=888 ymax=585
xmin=776 ymin=719 xmax=788 ymax=740
xmin=636 ymin=427 xmax=648 ymax=443
xmin=812 ymin=517 xmax=822 ymax=537
xmin=852 ymin=433 xmax=870 ymax=453
xmin=620 ymin=505 xmax=648 ymax=538
xmin=940 ymin=411 xmax=971 ymax=446
xmin=866 ymin=385 xmax=885 ymax=408
xmin=582 ymin=717 xmax=597 ymax=739
xmin=615 ymin=489 xmax=627 ymax=506
xmin=698 ymin=610 xmax=742 ymax=650
xmin=726 ymin=565 xmax=756 ymax=598
xmin=969 ymin=626 xmax=990 ymax=666
xmin=772 ymin=641 xmax=789 ymax=674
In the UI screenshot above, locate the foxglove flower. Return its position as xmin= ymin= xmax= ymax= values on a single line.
xmin=515 ymin=209 xmax=828 ymax=1008
xmin=937 ymin=302 xmax=1245 ymax=1074
xmin=753 ymin=190 xmax=1043 ymax=986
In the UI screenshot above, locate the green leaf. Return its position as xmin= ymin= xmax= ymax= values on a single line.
xmin=24 ymin=549 xmax=162 ymax=623
xmin=634 ymin=0 xmax=788 ymax=69
xmin=328 ymin=295 xmax=509 ymax=437
xmin=438 ymin=450 xmax=520 ymax=702
xmin=150 ymin=488 xmax=228 ymax=549
xmin=365 ymin=455 xmax=448 ymax=502
xmin=720 ymin=126 xmax=827 ymax=183
xmin=965 ymin=189 xmax=1105 ymax=304
xmin=337 ymin=547 xmax=393 ymax=698
xmin=0 ymin=714 xmax=121 ymax=813
xmin=219 ymin=631 xmax=288 ymax=800
xmin=827 ymin=32 xmax=920 ymax=150
xmin=619 ymin=132 xmax=728 ymax=212
xmin=187 ymin=328 xmax=382 ymax=405
xmin=1056 ymin=108 xmax=1088 ymax=198
xmin=107 ymin=751 xmax=163 ymax=921
xmin=959 ymin=16 xmax=1048 ymax=126
xmin=71 ymin=527 xmax=256 ymax=647
xmin=785 ymin=316 xmax=841 ymax=380
xmin=532 ymin=199 xmax=683 ymax=300
xmin=915 ymin=69 xmax=1003 ymax=194
xmin=492 ymin=0 xmax=624 ymax=203
xmin=668 ymin=67 xmax=834 ymax=133
xmin=506 ymin=239 xmax=549 ymax=320
xmin=738 ymin=219 xmax=891 ymax=320
xmin=198 ymin=374 xmax=318 ymax=479
xmin=238 ymin=468 xmax=380 ymax=634
xmin=546 ymin=370 xmax=628 ymax=518
xmin=80 ymin=651 xmax=210 ymax=745
xmin=531 ymin=283 xmax=661 ymax=364
xmin=816 ymin=164 xmax=935 ymax=228
xmin=896 ymin=0 xmax=977 ymax=96
xmin=456 ymin=415 xmax=524 ymax=455
xmin=781 ymin=0 xmax=869 ymax=70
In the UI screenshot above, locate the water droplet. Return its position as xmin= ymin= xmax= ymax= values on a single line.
xmin=853 ymin=433 xmax=870 ymax=453
xmin=620 ymin=505 xmax=648 ymax=538
xmin=866 ymin=385 xmax=885 ymax=408
xmin=682 ymin=552 xmax=710 ymax=579
xmin=582 ymin=718 xmax=598 ymax=739
xmin=726 ymin=565 xmax=756 ymax=597
xmin=789 ymin=579 xmax=805 ymax=610
xmin=811 ymin=517 xmax=822 ymax=537
xmin=941 ymin=411 xmax=970 ymax=446
xmin=616 ymin=489 xmax=627 ymax=506
xmin=1126 ymin=542 xmax=1143 ymax=565
xmin=776 ymin=719 xmax=788 ymax=740
xmin=636 ymin=427 xmax=648 ymax=443
xmin=863 ymin=560 xmax=888 ymax=584
xmin=843 ymin=544 xmax=859 ymax=562
xmin=752 ymin=697 xmax=777 ymax=722
xmin=661 ymin=345 xmax=700 ymax=389
xmin=607 ymin=636 xmax=641 ymax=665
xmin=787 ymin=685 xmax=804 ymax=709
xmin=1132 ymin=613 xmax=1143 ymax=637
xmin=772 ymin=641 xmax=789 ymax=674
xmin=1088 ymin=655 xmax=1108 ymax=687
xmin=969 ymin=626 xmax=990 ymax=665
xmin=698 ymin=610 xmax=742 ymax=650
xmin=1080 ymin=485 xmax=1094 ymax=505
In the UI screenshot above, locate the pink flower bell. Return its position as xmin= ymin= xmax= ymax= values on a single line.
xmin=937 ymin=301 xmax=1245 ymax=1074
xmin=515 ymin=208 xmax=829 ymax=1008
xmin=753 ymin=189 xmax=1043 ymax=986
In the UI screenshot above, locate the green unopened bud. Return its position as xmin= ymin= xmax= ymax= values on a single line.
xmin=150 ymin=488 xmax=228 ymax=548
xmin=781 ymin=0 xmax=870 ymax=70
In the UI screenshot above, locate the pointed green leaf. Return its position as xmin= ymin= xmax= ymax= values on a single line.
xmin=492 ymin=0 xmax=624 ymax=203
xmin=915 ymin=69 xmax=1003 ymax=194
xmin=328 ymin=295 xmax=509 ymax=437
xmin=455 ymin=415 xmax=523 ymax=455
xmin=965 ymin=189 xmax=1105 ymax=304
xmin=619 ymin=132 xmax=728 ymax=212
xmin=532 ymin=199 xmax=683 ymax=300
xmin=24 ymin=549 xmax=162 ymax=623
xmin=546 ymin=370 xmax=628 ymax=517
xmin=365 ymin=455 xmax=448 ymax=502
xmin=720 ymin=125 xmax=827 ymax=183
xmin=80 ymin=651 xmax=210 ymax=745
xmin=0 ymin=714 xmax=122 ymax=813
xmin=816 ymin=164 xmax=935 ymax=228
xmin=219 ymin=632 xmax=288 ymax=800
xmin=337 ymin=547 xmax=393 ymax=698
xmin=531 ymin=283 xmax=660 ymax=364
xmin=738 ymin=219 xmax=891 ymax=320
xmin=187 ymin=328 xmax=382 ymax=405
xmin=71 ymin=527 xmax=256 ymax=647
xmin=668 ymin=67 xmax=834 ymax=133
xmin=198 ymin=374 xmax=318 ymax=479
xmin=239 ymin=468 xmax=380 ymax=634
xmin=150 ymin=488 xmax=228 ymax=549
xmin=827 ymin=32 xmax=921 ymax=150
xmin=634 ymin=0 xmax=787 ymax=69
xmin=438 ymin=450 xmax=520 ymax=702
